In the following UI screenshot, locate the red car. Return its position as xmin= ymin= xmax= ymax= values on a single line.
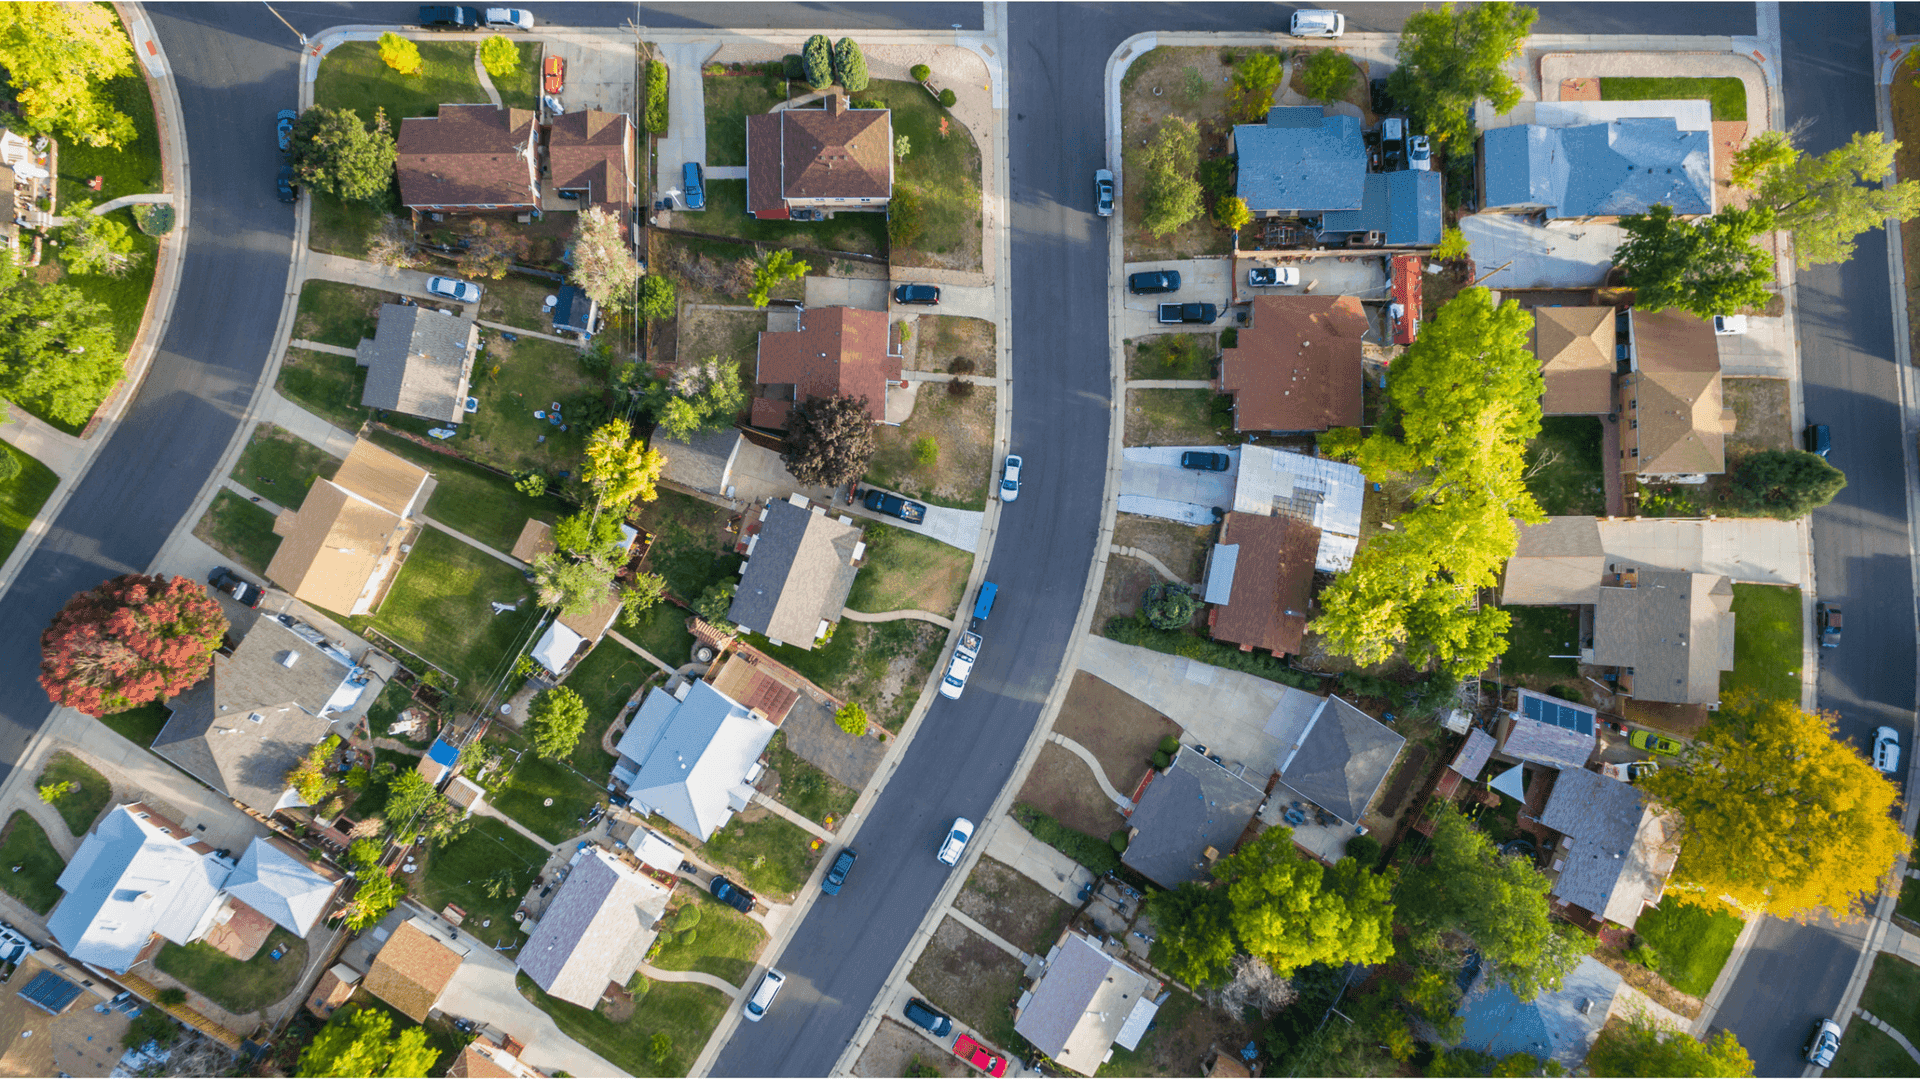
xmin=542 ymin=55 xmax=565 ymax=95
xmin=952 ymin=1034 xmax=1008 ymax=1077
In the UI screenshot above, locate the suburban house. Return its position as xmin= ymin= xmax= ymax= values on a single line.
xmin=449 ymin=1034 xmax=547 ymax=1079
xmin=397 ymin=105 xmax=540 ymax=216
xmin=356 ymin=303 xmax=479 ymax=424
xmin=705 ymin=650 xmax=804 ymax=727
xmin=154 ymin=614 xmax=367 ymax=815
xmin=549 ymin=284 xmax=600 ymax=338
xmin=46 ymin=806 xmax=340 ymax=974
xmin=1123 ymin=747 xmax=1265 ymax=888
xmin=1532 ymin=306 xmax=1620 ymax=416
xmin=1538 ymin=766 xmax=1679 ymax=929
xmin=1481 ymin=101 xmax=1713 ymax=220
xmin=517 ymin=847 xmax=671 ymax=1009
xmin=746 ymin=93 xmax=892 ymax=219
xmin=1 ymin=127 xmax=53 ymax=252
xmin=1496 ymin=689 xmax=1599 ymax=772
xmin=307 ymin=963 xmax=362 ymax=1019
xmin=1203 ymin=511 xmax=1318 ymax=657
xmin=1502 ymin=516 xmax=1801 ymax=606
xmin=363 ymin=916 xmax=468 ymax=1023
xmin=1617 ymin=309 xmax=1733 ymax=480
xmin=1593 ymin=568 xmax=1735 ymax=705
xmin=1319 ymin=169 xmax=1444 ymax=246
xmin=265 ymin=438 xmax=433 ymax=616
xmin=1274 ymin=695 xmax=1406 ymax=827
xmin=416 ymin=737 xmax=461 ymax=787
xmin=1216 ymin=295 xmax=1369 ymax=435
xmin=1230 ymin=106 xmax=1443 ymax=243
xmin=728 ymin=495 xmax=865 ymax=650
xmin=1014 ymin=930 xmax=1163 ymax=1077
xmin=657 ymin=427 xmax=745 ymax=501
xmin=1230 ymin=445 xmax=1367 ymax=572
xmin=610 ymin=680 xmax=778 ymax=841
xmin=544 ymin=109 xmax=635 ymax=227
xmin=1453 ymin=956 xmax=1622 ymax=1069
xmin=751 ymin=306 xmax=903 ymax=430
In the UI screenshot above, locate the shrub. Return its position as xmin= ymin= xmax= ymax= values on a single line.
xmin=1198 ymin=157 xmax=1235 ymax=201
xmin=802 ymin=35 xmax=833 ymax=89
xmin=675 ymin=903 xmax=703 ymax=929
xmin=782 ymin=54 xmax=805 ymax=80
xmin=678 ymin=927 xmax=698 ymax=946
xmin=512 ymin=469 xmax=546 ymax=497
xmin=948 ymin=357 xmax=976 ymax=376
xmin=911 ymin=435 xmax=938 ymax=466
xmin=644 ymin=61 xmax=669 ymax=133
xmin=1344 ymin=833 xmax=1383 ymax=868
xmin=911 ymin=63 xmax=931 ymax=82
xmin=639 ymin=274 xmax=676 ymax=321
xmin=832 ymin=38 xmax=869 ymax=93
xmin=1158 ymin=735 xmax=1181 ymax=756
xmin=1214 ymin=195 xmax=1251 ymax=231
xmin=134 ymin=203 xmax=174 ymax=235
xmin=1142 ymin=582 xmax=1200 ymax=630
xmin=1110 ymin=830 xmax=1131 ymax=853
xmin=1151 ymin=750 xmax=1171 ymax=770
xmin=155 ymin=987 xmax=187 ymax=1007
xmin=1013 ymin=804 xmax=1120 ymax=873
xmin=946 ymin=380 xmax=974 ymax=399
xmin=479 ymin=35 xmax=519 ymax=79
xmin=1433 ymin=226 xmax=1470 ymax=261
xmin=889 ymin=186 xmax=924 ymax=246
xmin=1219 ymin=327 xmax=1239 ymax=348
xmin=378 ymin=32 xmax=421 ymax=76
xmin=937 ymin=88 xmax=957 ymax=108
xmin=851 ymin=98 xmax=885 ymax=110
xmin=834 ymin=702 xmax=869 ymax=737
xmin=1300 ymin=48 xmax=1355 ymax=104
xmin=895 ymin=134 xmax=912 ymax=159
xmin=1626 ymin=941 xmax=1659 ymax=970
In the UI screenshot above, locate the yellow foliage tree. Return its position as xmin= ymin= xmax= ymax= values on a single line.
xmin=1641 ymin=695 xmax=1907 ymax=921
xmin=0 ymin=2 xmax=137 ymax=147
xmin=378 ymin=32 xmax=422 ymax=76
xmin=581 ymin=419 xmax=664 ymax=510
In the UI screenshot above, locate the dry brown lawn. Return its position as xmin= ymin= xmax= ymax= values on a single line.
xmin=955 ymin=858 xmax=1074 ymax=956
xmin=1093 ymin=555 xmax=1161 ymax=634
xmin=1052 ymin=670 xmax=1181 ymax=799
xmin=868 ymin=384 xmax=994 ymax=510
xmin=1124 ymin=388 xmax=1230 ymax=446
xmin=1120 ymin=46 xmax=1240 ymax=263
xmin=907 ymin=917 xmax=1027 ymax=1051
xmin=911 ymin=314 xmax=997 ymax=376
xmin=1114 ymin=515 xmax=1213 ymax=582
xmin=1723 ymin=377 xmax=1792 ymax=456
xmin=676 ymin=306 xmax=765 ymax=372
xmin=854 ymin=1019 xmax=968 ymax=1078
xmin=1016 ymin=743 xmax=1130 ymax=838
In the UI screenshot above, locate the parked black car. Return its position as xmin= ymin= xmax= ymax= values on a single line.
xmin=1818 ymin=602 xmax=1843 ymax=648
xmin=1805 ymin=422 xmax=1831 ymax=458
xmin=1181 ymin=451 xmax=1231 ymax=472
xmin=894 ymin=283 xmax=941 ymax=305
xmin=710 ymin=875 xmax=755 ymax=913
xmin=208 ymin=567 xmax=264 ymax=608
xmin=1158 ymin=302 xmax=1219 ymax=324
xmin=419 ymin=5 xmax=481 ymax=28
xmin=276 ymin=166 xmax=298 ymax=204
xmin=863 ymin=489 xmax=928 ymax=523
xmin=1128 ymin=270 xmax=1181 ymax=294
xmin=821 ymin=848 xmax=857 ymax=895
xmin=904 ymin=997 xmax=953 ymax=1037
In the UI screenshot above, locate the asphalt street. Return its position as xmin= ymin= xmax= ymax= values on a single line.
xmin=1708 ymin=5 xmax=1917 ymax=1074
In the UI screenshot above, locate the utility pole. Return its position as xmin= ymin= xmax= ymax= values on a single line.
xmin=260 ymin=2 xmax=307 ymax=46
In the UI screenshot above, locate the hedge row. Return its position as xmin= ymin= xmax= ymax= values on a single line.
xmin=1104 ymin=615 xmax=1320 ymax=690
xmin=1012 ymin=804 xmax=1120 ymax=875
xmin=644 ymin=61 xmax=668 ymax=134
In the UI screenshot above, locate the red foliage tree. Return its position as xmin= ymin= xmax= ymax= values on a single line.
xmin=39 ymin=573 xmax=229 ymax=716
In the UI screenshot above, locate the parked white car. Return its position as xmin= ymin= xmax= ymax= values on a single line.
xmin=1290 ymin=9 xmax=1345 ymax=37
xmin=483 ymin=8 xmax=534 ymax=29
xmin=1873 ymin=726 xmax=1901 ymax=774
xmin=426 ymin=276 xmax=480 ymax=304
xmin=939 ymin=632 xmax=981 ymax=700
xmin=937 ymin=818 xmax=974 ymax=866
xmin=743 ymin=969 xmax=784 ymax=1021
xmin=1000 ymin=455 xmax=1022 ymax=502
xmin=1713 ymin=314 xmax=1749 ymax=335
xmin=1408 ymin=135 xmax=1432 ymax=171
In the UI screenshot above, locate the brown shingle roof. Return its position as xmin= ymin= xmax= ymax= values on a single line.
xmin=755 ymin=307 xmax=899 ymax=425
xmin=363 ymin=918 xmax=465 ymax=1022
xmin=1218 ymin=295 xmax=1368 ymax=432
xmin=1533 ymin=306 xmax=1616 ymax=415
xmin=1623 ymin=309 xmax=1731 ymax=475
xmin=1499 ymin=516 xmax=1606 ymax=606
xmin=747 ymin=95 xmax=891 ymax=215
xmin=397 ymin=106 xmax=539 ymax=210
xmin=510 ymin=519 xmax=556 ymax=563
xmin=306 ymin=963 xmax=359 ymax=1019
xmin=1208 ymin=512 xmax=1318 ymax=656
xmin=547 ymin=110 xmax=633 ymax=224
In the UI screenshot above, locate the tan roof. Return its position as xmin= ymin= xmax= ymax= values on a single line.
xmin=264 ymin=440 xmax=427 ymax=615
xmin=1500 ymin=516 xmax=1606 ymax=605
xmin=755 ymin=307 xmax=900 ymax=426
xmin=1218 ymin=295 xmax=1368 ymax=432
xmin=363 ymin=918 xmax=466 ymax=1022
xmin=397 ymin=105 xmax=539 ymax=210
xmin=707 ymin=651 xmax=801 ymax=725
xmin=511 ymin=519 xmax=557 ymax=563
xmin=547 ymin=110 xmax=633 ymax=223
xmin=558 ymin=590 xmax=624 ymax=642
xmin=448 ymin=1034 xmax=546 ymax=1079
xmin=306 ymin=963 xmax=360 ymax=1019
xmin=1208 ymin=513 xmax=1318 ymax=656
xmin=1623 ymin=309 xmax=1731 ymax=476
xmin=1533 ymin=306 xmax=1616 ymax=415
xmin=727 ymin=499 xmax=864 ymax=648
xmin=747 ymin=95 xmax=892 ymax=215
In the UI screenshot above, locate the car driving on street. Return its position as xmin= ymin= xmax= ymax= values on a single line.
xmin=821 ymin=848 xmax=857 ymax=895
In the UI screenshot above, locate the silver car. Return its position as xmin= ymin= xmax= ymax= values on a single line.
xmin=1873 ymin=726 xmax=1901 ymax=774
xmin=743 ymin=969 xmax=784 ymax=1021
xmin=426 ymin=276 xmax=480 ymax=304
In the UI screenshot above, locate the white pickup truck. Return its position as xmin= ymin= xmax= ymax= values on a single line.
xmin=939 ymin=631 xmax=982 ymax=700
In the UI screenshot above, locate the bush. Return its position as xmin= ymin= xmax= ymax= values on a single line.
xmin=1158 ymin=735 xmax=1181 ymax=756
xmin=1151 ymin=750 xmax=1171 ymax=770
xmin=154 ymin=986 xmax=188 ymax=1007
xmin=889 ymin=186 xmax=924 ymax=247
xmin=1198 ymin=157 xmax=1235 ymax=202
xmin=644 ymin=61 xmax=669 ymax=134
xmin=948 ymin=357 xmax=976 ymax=376
xmin=782 ymin=54 xmax=804 ymax=79
xmin=1219 ymin=327 xmax=1238 ymax=348
xmin=512 ymin=469 xmax=546 ymax=497
xmin=851 ymin=98 xmax=885 ymax=110
xmin=946 ymin=379 xmax=975 ymax=399
xmin=937 ymin=88 xmax=957 ymax=108
xmin=911 ymin=435 xmax=938 ymax=466
xmin=1110 ymin=830 xmax=1131 ymax=853
xmin=832 ymin=38 xmax=869 ymax=93
xmin=639 ymin=274 xmax=676 ymax=322
xmin=1013 ymin=804 xmax=1121 ymax=873
xmin=675 ymin=903 xmax=703 ymax=929
xmin=802 ymin=35 xmax=833 ymax=89
xmin=1299 ymin=48 xmax=1355 ymax=104
xmin=678 ymin=927 xmax=698 ymax=946
xmin=479 ymin=35 xmax=519 ymax=79
xmin=834 ymin=702 xmax=868 ymax=737
xmin=0 ymin=451 xmax=18 ymax=484
xmin=1344 ymin=833 xmax=1382 ymax=868
xmin=1142 ymin=582 xmax=1200 ymax=630
xmin=134 ymin=203 xmax=174 ymax=235
xmin=1626 ymin=941 xmax=1659 ymax=969
xmin=911 ymin=63 xmax=931 ymax=82
xmin=378 ymin=32 xmax=421 ymax=76
xmin=1433 ymin=226 xmax=1470 ymax=261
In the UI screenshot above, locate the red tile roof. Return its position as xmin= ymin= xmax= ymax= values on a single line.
xmin=547 ymin=110 xmax=633 ymax=226
xmin=1218 ymin=295 xmax=1368 ymax=432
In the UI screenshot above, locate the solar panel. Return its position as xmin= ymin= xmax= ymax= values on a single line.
xmin=1519 ymin=693 xmax=1595 ymax=736
xmin=17 ymin=970 xmax=82 ymax=1016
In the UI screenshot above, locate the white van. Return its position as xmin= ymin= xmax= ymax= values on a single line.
xmin=1290 ymin=9 xmax=1345 ymax=37
xmin=744 ymin=969 xmax=785 ymax=1021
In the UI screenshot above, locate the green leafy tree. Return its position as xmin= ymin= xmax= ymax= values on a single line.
xmin=650 ymin=1032 xmax=674 ymax=1066
xmin=1140 ymin=117 xmax=1203 ymax=237
xmin=283 ymin=738 xmax=338 ymax=805
xmin=378 ymin=31 xmax=421 ymax=75
xmin=1726 ymin=449 xmax=1845 ymax=519
xmin=0 ymin=280 xmax=122 ymax=426
xmin=782 ymin=394 xmax=878 ymax=487
xmin=569 ymin=207 xmax=642 ymax=308
xmin=297 ymin=1005 xmax=437 ymax=1077
xmin=1299 ymin=49 xmax=1354 ymax=105
xmin=1313 ymin=288 xmax=1542 ymax=678
xmin=529 ymin=686 xmax=589 ymax=759
xmin=1729 ymin=130 xmax=1796 ymax=187
xmin=644 ymin=60 xmax=668 ymax=133
xmin=1145 ymin=881 xmax=1238 ymax=986
xmin=890 ymin=186 xmax=925 ymax=246
xmin=832 ymin=38 xmax=869 ymax=92
xmin=288 ymin=106 xmax=398 ymax=204
xmin=1385 ymin=1 xmax=1537 ymax=149
xmin=551 ymin=510 xmax=628 ymax=560
xmin=1215 ymin=828 xmax=1394 ymax=975
xmin=895 ymin=134 xmax=912 ymax=160
xmin=1614 ymin=204 xmax=1776 ymax=319
xmin=0 ymin=2 xmax=138 ymax=147
xmin=748 ymin=249 xmax=810 ymax=308
xmin=531 ymin=551 xmax=618 ymax=618
xmin=1433 ymin=226 xmax=1470 ymax=261
xmin=1142 ymin=582 xmax=1199 ymax=630
xmin=383 ymin=771 xmax=438 ymax=827
xmin=1588 ymin=1012 xmax=1755 ymax=1077
xmin=1228 ymin=53 xmax=1284 ymax=123
xmin=693 ymin=581 xmax=738 ymax=631
xmin=479 ymin=35 xmax=519 ymax=78
xmin=339 ymin=865 xmax=405 ymax=933
xmin=639 ymin=275 xmax=676 ymax=321
xmin=512 ymin=469 xmax=547 ymax=497
xmin=60 ymin=213 xmax=141 ymax=277
xmin=1214 ymin=195 xmax=1251 ymax=232
xmin=644 ymin=357 xmax=748 ymax=440
xmin=802 ymin=34 xmax=833 ymax=89
xmin=582 ymin=418 xmax=664 ymax=508
xmin=1397 ymin=804 xmax=1582 ymax=1001
xmin=1741 ymin=130 xmax=1920 ymax=267
xmin=834 ymin=702 xmax=868 ymax=737
xmin=619 ymin=573 xmax=668 ymax=628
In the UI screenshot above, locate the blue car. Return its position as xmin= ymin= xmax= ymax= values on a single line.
xmin=821 ymin=848 xmax=857 ymax=894
xmin=276 ymin=109 xmax=296 ymax=152
xmin=682 ymin=161 xmax=705 ymax=210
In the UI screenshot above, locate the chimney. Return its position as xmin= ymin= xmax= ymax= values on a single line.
xmin=826 ymin=93 xmax=843 ymax=117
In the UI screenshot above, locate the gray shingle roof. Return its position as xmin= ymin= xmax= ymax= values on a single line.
xmin=1319 ymin=170 xmax=1444 ymax=245
xmin=1015 ymin=932 xmax=1159 ymax=1073
xmin=1277 ymin=696 xmax=1405 ymax=823
xmin=611 ymin=683 xmax=777 ymax=840
xmin=517 ymin=848 xmax=670 ymax=1008
xmin=1122 ymin=748 xmax=1265 ymax=888
xmin=657 ymin=428 xmax=743 ymax=496
xmin=1233 ymin=108 xmax=1365 ymax=214
xmin=1501 ymin=690 xmax=1597 ymax=771
xmin=357 ymin=304 xmax=477 ymax=423
xmin=1538 ymin=766 xmax=1667 ymax=922
xmin=1591 ymin=570 xmax=1734 ymax=704
xmin=48 ymin=807 xmax=230 ymax=973
xmin=728 ymin=499 xmax=863 ymax=648
xmin=1482 ymin=118 xmax=1712 ymax=219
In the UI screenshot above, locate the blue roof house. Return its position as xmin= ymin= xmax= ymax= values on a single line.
xmin=611 ymin=680 xmax=777 ymax=841
xmin=1481 ymin=117 xmax=1713 ymax=219
xmin=1231 ymin=107 xmax=1366 ymax=218
xmin=1454 ymin=956 xmax=1622 ymax=1070
xmin=1319 ymin=170 xmax=1445 ymax=246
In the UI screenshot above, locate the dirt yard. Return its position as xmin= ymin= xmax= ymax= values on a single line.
xmin=676 ymin=306 xmax=765 ymax=374
xmin=1105 ymin=988 xmax=1258 ymax=1078
xmin=907 ymin=916 xmax=1028 ymax=1050
xmin=1125 ymin=389 xmax=1233 ymax=446
xmin=910 ymin=314 xmax=997 ymax=376
xmin=1015 ymin=742 xmax=1131 ymax=838
xmin=956 ymin=857 xmax=1075 ymax=956
xmin=1723 ymin=377 xmax=1792 ymax=456
xmin=1052 ymin=671 xmax=1182 ymax=801
xmin=1093 ymin=552 xmax=1163 ymax=634
xmin=1115 ymin=515 xmax=1214 ymax=583
xmin=1120 ymin=46 xmax=1242 ymax=263
xmin=868 ymin=384 xmax=995 ymax=510
xmin=853 ymin=1018 xmax=968 ymax=1078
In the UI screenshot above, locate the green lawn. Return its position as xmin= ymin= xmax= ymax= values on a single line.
xmin=1633 ymin=901 xmax=1743 ymax=998
xmin=415 ymin=817 xmax=548 ymax=943
xmin=764 ymin=731 xmax=858 ymax=825
xmin=475 ymin=274 xmax=560 ymax=331
xmin=0 ymin=445 xmax=59 ymax=568
xmin=1830 ymin=1017 xmax=1915 ymax=1077
xmin=495 ymin=42 xmax=543 ymax=110
xmin=1500 ymin=605 xmax=1581 ymax=680
xmin=36 ymin=751 xmax=111 ymax=837
xmin=99 ymin=702 xmax=171 ymax=747
xmin=1723 ymin=583 xmax=1802 ymax=703
xmin=55 ymin=71 xmax=163 ymax=205
xmin=1860 ymin=953 xmax=1920 ymax=1042
xmin=364 ymin=679 xmax=431 ymax=748
xmin=619 ymin=603 xmax=696 ymax=669
xmin=859 ymin=80 xmax=981 ymax=266
xmin=294 ymin=279 xmax=388 ymax=348
xmin=562 ymin=638 xmax=659 ymax=778
xmin=517 ymin=971 xmax=727 ymax=1077
xmin=1600 ymin=76 xmax=1747 ymax=122
xmin=751 ymin=619 xmax=944 ymax=730
xmin=354 ymin=525 xmax=536 ymax=689
xmin=39 ymin=215 xmax=159 ymax=435
xmin=482 ymin=737 xmax=605 ymax=844
xmin=1128 ymin=334 xmax=1216 ymax=380
xmin=701 ymin=813 xmax=822 ymax=902
xmin=277 ymin=347 xmax=372 ymax=434
xmin=846 ymin=522 xmax=971 ymax=616
xmin=634 ymin=490 xmax=743 ymax=602
xmin=454 ymin=337 xmax=594 ymax=478
xmin=366 ymin=430 xmax=574 ymax=553
xmin=192 ymin=490 xmax=282 ymax=574
xmin=307 ymin=189 xmax=390 ymax=258
xmin=691 ymin=178 xmax=889 ymax=255
xmin=155 ymin=927 xmax=308 ymax=1014
xmin=704 ymin=74 xmax=787 ymax=168
xmin=1525 ymin=416 xmax=1606 ymax=516
xmin=232 ymin=423 xmax=341 ymax=501
xmin=0 ymin=812 xmax=66 ymax=914
xmin=315 ymin=40 xmax=492 ymax=120
xmin=649 ymin=891 xmax=767 ymax=986
xmin=1899 ymin=877 xmax=1920 ymax=927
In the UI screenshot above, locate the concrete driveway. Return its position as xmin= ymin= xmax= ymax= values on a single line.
xmin=436 ymin=948 xmax=625 ymax=1078
xmin=1119 ymin=258 xmax=1232 ymax=338
xmin=806 ymin=275 xmax=889 ymax=312
xmin=653 ymin=42 xmax=716 ymax=206
xmin=1460 ymin=213 xmax=1626 ymax=289
xmin=889 ymin=281 xmax=994 ymax=321
xmin=1117 ymin=446 xmax=1237 ymax=525
xmin=543 ymin=38 xmax=636 ymax=118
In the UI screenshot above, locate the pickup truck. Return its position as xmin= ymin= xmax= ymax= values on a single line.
xmin=863 ymin=489 xmax=927 ymax=524
xmin=1159 ymin=302 xmax=1219 ymax=324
